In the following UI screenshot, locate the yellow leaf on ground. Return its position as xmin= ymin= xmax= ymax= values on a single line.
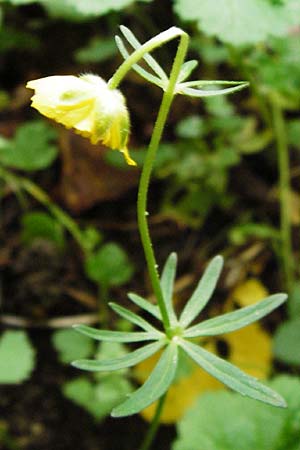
xmin=220 ymin=323 xmax=272 ymax=379
xmin=229 ymin=278 xmax=269 ymax=307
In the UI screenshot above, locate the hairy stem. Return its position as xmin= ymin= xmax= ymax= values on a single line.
xmin=136 ymin=31 xmax=189 ymax=332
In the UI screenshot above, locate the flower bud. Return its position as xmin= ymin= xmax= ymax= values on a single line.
xmin=26 ymin=74 xmax=135 ymax=166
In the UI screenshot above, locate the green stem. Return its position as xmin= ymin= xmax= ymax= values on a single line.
xmin=136 ymin=32 xmax=189 ymax=332
xmin=0 ymin=165 xmax=90 ymax=255
xmin=139 ymin=394 xmax=167 ymax=450
xmin=109 ymin=27 xmax=189 ymax=331
xmin=271 ymin=99 xmax=294 ymax=291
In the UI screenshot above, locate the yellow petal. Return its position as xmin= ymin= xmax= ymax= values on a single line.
xmin=27 ymin=74 xmax=135 ymax=166
xmin=121 ymin=147 xmax=137 ymax=166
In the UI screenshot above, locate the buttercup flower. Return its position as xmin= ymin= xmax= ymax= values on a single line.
xmin=26 ymin=74 xmax=135 ymax=166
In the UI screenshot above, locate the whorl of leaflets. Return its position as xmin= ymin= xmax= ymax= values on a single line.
xmin=73 ymin=254 xmax=287 ymax=417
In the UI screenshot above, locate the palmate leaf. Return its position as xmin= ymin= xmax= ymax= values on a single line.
xmin=109 ymin=302 xmax=162 ymax=333
xmin=179 ymin=255 xmax=224 ymax=328
xmin=160 ymin=253 xmax=178 ymax=326
xmin=127 ymin=292 xmax=162 ymax=320
xmin=179 ymin=339 xmax=286 ymax=408
xmin=184 ymin=293 xmax=287 ymax=338
xmin=111 ymin=342 xmax=178 ymax=417
xmin=72 ymin=340 xmax=165 ymax=372
xmin=73 ymin=325 xmax=160 ymax=343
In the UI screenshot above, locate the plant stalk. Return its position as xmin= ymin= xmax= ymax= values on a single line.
xmin=271 ymin=99 xmax=294 ymax=291
xmin=136 ymin=31 xmax=189 ymax=332
xmin=109 ymin=28 xmax=189 ymax=331
xmin=139 ymin=394 xmax=167 ymax=450
xmin=135 ymin=30 xmax=188 ymax=450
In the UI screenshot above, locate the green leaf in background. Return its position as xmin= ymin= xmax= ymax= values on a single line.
xmin=2 ymin=0 xmax=152 ymax=20
xmin=52 ymin=329 xmax=94 ymax=364
xmin=273 ymin=318 xmax=300 ymax=366
xmin=72 ymin=0 xmax=140 ymax=16
xmin=21 ymin=211 xmax=65 ymax=249
xmin=191 ymin=37 xmax=229 ymax=64
xmin=63 ymin=375 xmax=133 ymax=421
xmin=74 ymin=37 xmax=117 ymax=64
xmin=0 ymin=27 xmax=39 ymax=52
xmin=0 ymin=121 xmax=58 ymax=171
xmin=63 ymin=377 xmax=106 ymax=420
xmin=229 ymin=222 xmax=280 ymax=246
xmin=80 ymin=226 xmax=103 ymax=253
xmin=204 ymin=95 xmax=235 ymax=117
xmin=250 ymin=35 xmax=300 ymax=104
xmin=94 ymin=376 xmax=133 ymax=416
xmin=173 ymin=376 xmax=300 ymax=450
xmin=66 ymin=343 xmax=134 ymax=420
xmin=174 ymin=0 xmax=299 ymax=46
xmin=0 ymin=90 xmax=10 ymax=111
xmin=1 ymin=0 xmax=37 ymax=4
xmin=39 ymin=0 xmax=86 ymax=21
xmin=84 ymin=242 xmax=134 ymax=287
xmin=175 ymin=115 xmax=205 ymax=139
xmin=0 ymin=331 xmax=35 ymax=384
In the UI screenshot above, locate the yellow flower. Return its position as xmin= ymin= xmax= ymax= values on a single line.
xmin=26 ymin=74 xmax=136 ymax=166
